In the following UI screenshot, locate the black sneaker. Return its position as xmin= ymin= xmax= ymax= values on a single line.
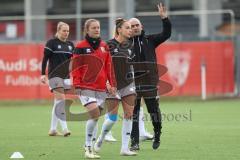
xmin=152 ymin=140 xmax=160 ymax=150
xmin=130 ymin=143 xmax=140 ymax=151
xmin=152 ymin=132 xmax=161 ymax=150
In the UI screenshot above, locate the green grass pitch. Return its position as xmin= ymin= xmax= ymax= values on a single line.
xmin=0 ymin=98 xmax=240 ymax=160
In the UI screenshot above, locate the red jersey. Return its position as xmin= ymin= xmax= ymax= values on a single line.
xmin=71 ymin=39 xmax=116 ymax=91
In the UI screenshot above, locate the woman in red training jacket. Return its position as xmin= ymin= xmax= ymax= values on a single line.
xmin=71 ymin=18 xmax=116 ymax=159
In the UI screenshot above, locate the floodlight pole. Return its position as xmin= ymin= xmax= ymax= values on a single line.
xmin=76 ymin=0 xmax=82 ymax=40
xmin=24 ymin=0 xmax=32 ymax=42
xmin=108 ymin=0 xmax=117 ymax=39
xmin=199 ymin=0 xmax=208 ymax=37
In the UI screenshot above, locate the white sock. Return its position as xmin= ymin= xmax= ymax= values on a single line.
xmin=92 ymin=122 xmax=98 ymax=142
xmin=86 ymin=119 xmax=98 ymax=147
xmin=102 ymin=113 xmax=112 ymax=137
xmin=50 ymin=99 xmax=58 ymax=131
xmin=104 ymin=114 xmax=113 ymax=137
xmin=121 ymin=118 xmax=132 ymax=151
xmin=99 ymin=118 xmax=116 ymax=142
xmin=59 ymin=119 xmax=68 ymax=131
xmin=106 ymin=131 xmax=113 ymax=137
xmin=54 ymin=99 xmax=68 ymax=131
xmin=139 ymin=107 xmax=147 ymax=136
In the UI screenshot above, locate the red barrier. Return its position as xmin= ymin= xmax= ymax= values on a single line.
xmin=0 ymin=44 xmax=52 ymax=99
xmin=0 ymin=41 xmax=235 ymax=99
xmin=156 ymin=41 xmax=234 ymax=96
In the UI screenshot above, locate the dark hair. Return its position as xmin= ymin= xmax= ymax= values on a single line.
xmin=115 ymin=18 xmax=127 ymax=36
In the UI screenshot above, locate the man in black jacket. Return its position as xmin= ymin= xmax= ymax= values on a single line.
xmin=129 ymin=3 xmax=171 ymax=150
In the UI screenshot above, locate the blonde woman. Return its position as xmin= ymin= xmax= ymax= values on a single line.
xmin=41 ymin=22 xmax=74 ymax=137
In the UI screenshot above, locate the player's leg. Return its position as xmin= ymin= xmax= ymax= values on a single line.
xmin=92 ymin=122 xmax=98 ymax=144
xmin=54 ymin=93 xmax=71 ymax=137
xmin=49 ymin=93 xmax=62 ymax=136
xmin=94 ymin=99 xmax=119 ymax=152
xmin=121 ymin=94 xmax=137 ymax=156
xmin=84 ymin=102 xmax=101 ymax=159
xmin=104 ymin=113 xmax=117 ymax=142
xmin=53 ymin=88 xmax=71 ymax=137
xmin=48 ymin=77 xmax=70 ymax=136
xmin=79 ymin=90 xmax=101 ymax=159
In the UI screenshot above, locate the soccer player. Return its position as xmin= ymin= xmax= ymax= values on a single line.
xmin=129 ymin=3 xmax=171 ymax=150
xmin=94 ymin=18 xmax=137 ymax=156
xmin=41 ymin=21 xmax=74 ymax=137
xmin=71 ymin=19 xmax=116 ymax=159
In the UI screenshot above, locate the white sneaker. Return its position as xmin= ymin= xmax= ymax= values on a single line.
xmin=63 ymin=129 xmax=71 ymax=137
xmin=140 ymin=132 xmax=154 ymax=141
xmin=94 ymin=138 xmax=103 ymax=153
xmin=84 ymin=146 xmax=100 ymax=159
xmin=104 ymin=132 xmax=117 ymax=142
xmin=48 ymin=130 xmax=62 ymax=136
xmin=120 ymin=149 xmax=137 ymax=156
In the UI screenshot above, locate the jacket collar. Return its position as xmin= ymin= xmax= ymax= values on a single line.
xmin=85 ymin=34 xmax=101 ymax=50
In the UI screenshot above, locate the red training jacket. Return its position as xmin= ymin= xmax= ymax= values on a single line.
xmin=71 ymin=39 xmax=116 ymax=91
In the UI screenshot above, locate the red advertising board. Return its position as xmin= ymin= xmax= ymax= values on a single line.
xmin=0 ymin=41 xmax=235 ymax=99
xmin=156 ymin=41 xmax=234 ymax=96
xmin=0 ymin=44 xmax=52 ymax=99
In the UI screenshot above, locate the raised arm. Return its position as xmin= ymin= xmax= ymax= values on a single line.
xmin=150 ymin=3 xmax=172 ymax=47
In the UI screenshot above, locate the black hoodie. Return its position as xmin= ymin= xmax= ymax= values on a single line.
xmin=132 ymin=17 xmax=172 ymax=96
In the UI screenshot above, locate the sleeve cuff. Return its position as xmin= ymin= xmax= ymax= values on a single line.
xmin=161 ymin=17 xmax=168 ymax=20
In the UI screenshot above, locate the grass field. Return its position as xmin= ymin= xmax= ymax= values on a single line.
xmin=0 ymin=98 xmax=240 ymax=160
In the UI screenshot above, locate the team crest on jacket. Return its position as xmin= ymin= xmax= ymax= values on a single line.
xmin=68 ymin=45 xmax=72 ymax=51
xmin=100 ymin=47 xmax=106 ymax=52
xmin=128 ymin=49 xmax=132 ymax=55
xmin=58 ymin=45 xmax=61 ymax=49
xmin=165 ymin=51 xmax=191 ymax=86
xmin=114 ymin=48 xmax=118 ymax=53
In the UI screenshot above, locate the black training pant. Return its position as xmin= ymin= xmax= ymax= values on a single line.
xmin=131 ymin=96 xmax=162 ymax=144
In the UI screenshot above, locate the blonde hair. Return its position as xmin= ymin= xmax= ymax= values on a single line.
xmin=83 ymin=19 xmax=100 ymax=37
xmin=55 ymin=21 xmax=69 ymax=38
